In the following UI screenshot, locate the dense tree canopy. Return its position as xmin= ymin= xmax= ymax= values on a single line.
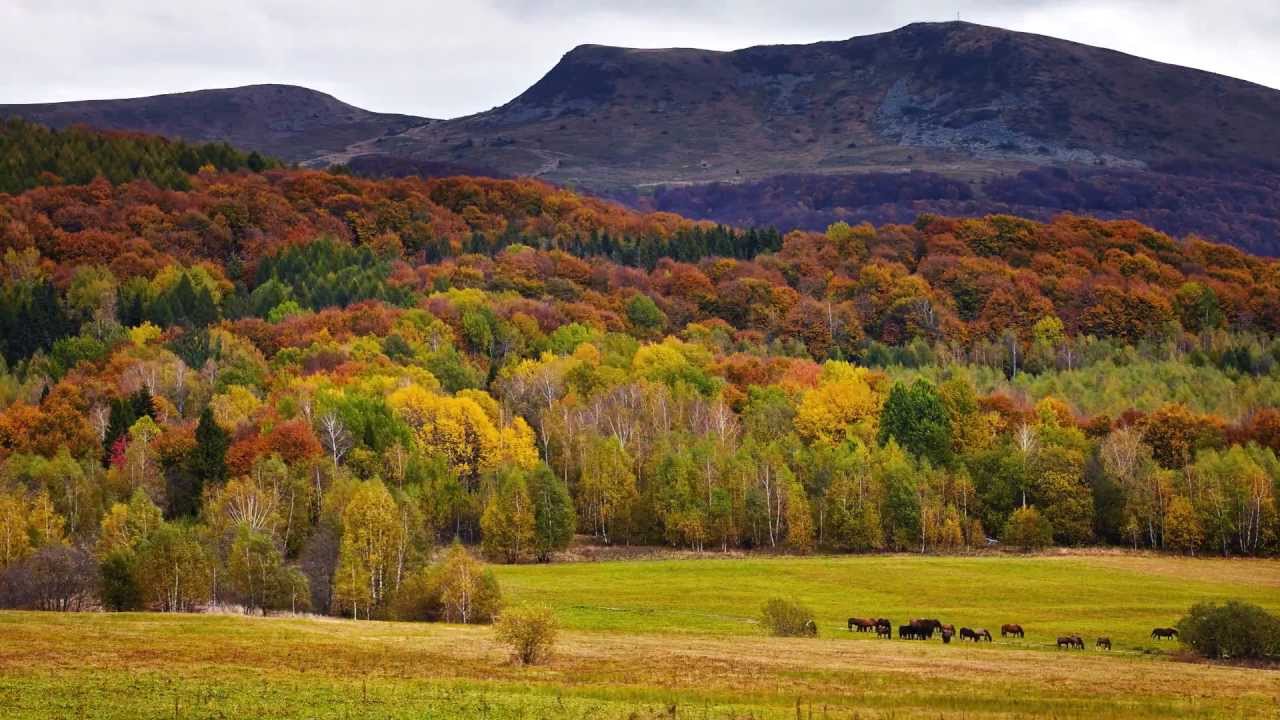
xmin=0 ymin=140 xmax=1278 ymax=619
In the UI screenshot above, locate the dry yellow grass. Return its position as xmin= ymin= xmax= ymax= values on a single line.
xmin=1 ymin=609 xmax=1278 ymax=719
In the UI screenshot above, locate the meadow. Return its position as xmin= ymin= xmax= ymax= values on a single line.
xmin=1 ymin=552 xmax=1278 ymax=719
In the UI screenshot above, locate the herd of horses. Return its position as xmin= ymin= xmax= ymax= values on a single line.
xmin=846 ymin=617 xmax=1180 ymax=650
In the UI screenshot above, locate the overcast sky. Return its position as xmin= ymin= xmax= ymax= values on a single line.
xmin=3 ymin=1 xmax=1277 ymax=119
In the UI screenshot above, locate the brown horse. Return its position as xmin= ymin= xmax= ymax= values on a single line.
xmin=959 ymin=627 xmax=978 ymax=642
xmin=847 ymin=617 xmax=877 ymax=632
xmin=975 ymin=628 xmax=993 ymax=642
xmin=1057 ymin=635 xmax=1084 ymax=650
xmin=941 ymin=627 xmax=954 ymax=644
xmin=1151 ymin=627 xmax=1178 ymax=640
xmin=875 ymin=621 xmax=892 ymax=639
xmin=1096 ymin=637 xmax=1112 ymax=651
xmin=1000 ymin=624 xmax=1024 ymax=638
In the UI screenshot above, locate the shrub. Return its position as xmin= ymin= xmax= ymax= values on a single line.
xmin=760 ymin=597 xmax=816 ymax=637
xmin=1177 ymin=600 xmax=1280 ymax=661
xmin=99 ymin=550 xmax=142 ymax=611
xmin=389 ymin=542 xmax=503 ymax=624
xmin=0 ymin=545 xmax=96 ymax=611
xmin=494 ymin=604 xmax=559 ymax=665
xmin=1001 ymin=507 xmax=1054 ymax=550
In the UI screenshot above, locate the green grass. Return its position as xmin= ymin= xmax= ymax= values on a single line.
xmin=493 ymin=552 xmax=1280 ymax=647
xmin=1 ymin=552 xmax=1278 ymax=719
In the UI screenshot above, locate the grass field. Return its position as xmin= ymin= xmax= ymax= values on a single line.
xmin=1 ymin=552 xmax=1278 ymax=719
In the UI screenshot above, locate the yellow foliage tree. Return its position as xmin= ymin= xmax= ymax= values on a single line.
xmin=0 ymin=488 xmax=66 ymax=568
xmin=794 ymin=364 xmax=880 ymax=445
xmin=389 ymin=385 xmax=501 ymax=483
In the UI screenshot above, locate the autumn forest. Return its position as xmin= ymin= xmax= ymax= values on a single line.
xmin=1 ymin=119 xmax=1279 ymax=620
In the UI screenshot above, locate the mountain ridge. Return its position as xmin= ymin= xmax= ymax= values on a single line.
xmin=4 ymin=21 xmax=1280 ymax=253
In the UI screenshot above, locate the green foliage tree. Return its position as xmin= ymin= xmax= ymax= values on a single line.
xmin=878 ymin=379 xmax=952 ymax=467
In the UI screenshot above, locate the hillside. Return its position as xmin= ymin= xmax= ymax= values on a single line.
xmin=0 ymin=84 xmax=433 ymax=163
xmin=6 ymin=23 xmax=1280 ymax=254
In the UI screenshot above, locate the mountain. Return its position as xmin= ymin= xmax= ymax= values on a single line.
xmin=4 ymin=23 xmax=1280 ymax=253
xmin=386 ymin=21 xmax=1279 ymax=186
xmin=0 ymin=84 xmax=434 ymax=163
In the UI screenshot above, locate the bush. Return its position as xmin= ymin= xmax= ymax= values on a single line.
xmin=99 ymin=550 xmax=142 ymax=611
xmin=494 ymin=604 xmax=559 ymax=665
xmin=760 ymin=597 xmax=816 ymax=637
xmin=1001 ymin=507 xmax=1054 ymax=550
xmin=389 ymin=542 xmax=503 ymax=624
xmin=0 ymin=545 xmax=96 ymax=611
xmin=1177 ymin=600 xmax=1280 ymax=661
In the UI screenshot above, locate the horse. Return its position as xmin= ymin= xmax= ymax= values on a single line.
xmin=912 ymin=619 xmax=944 ymax=632
xmin=1096 ymin=637 xmax=1112 ymax=651
xmin=875 ymin=621 xmax=893 ymax=639
xmin=940 ymin=623 xmax=956 ymax=637
xmin=1072 ymin=635 xmax=1085 ymax=649
xmin=899 ymin=624 xmax=918 ymax=640
xmin=1057 ymin=635 xmax=1083 ymax=650
xmin=975 ymin=629 xmax=993 ymax=642
xmin=1000 ymin=624 xmax=1024 ymax=638
xmin=941 ymin=627 xmax=954 ymax=644
xmin=1151 ymin=627 xmax=1178 ymax=640
xmin=848 ymin=617 xmax=877 ymax=632
xmin=959 ymin=627 xmax=979 ymax=642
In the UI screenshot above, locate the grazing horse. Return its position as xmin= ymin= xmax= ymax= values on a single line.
xmin=848 ymin=617 xmax=877 ymax=632
xmin=875 ymin=621 xmax=892 ymax=639
xmin=1000 ymin=624 xmax=1024 ymax=638
xmin=912 ymin=619 xmax=944 ymax=632
xmin=959 ymin=627 xmax=979 ymax=642
xmin=975 ymin=629 xmax=993 ymax=642
xmin=900 ymin=623 xmax=933 ymax=640
xmin=1057 ymin=635 xmax=1084 ymax=650
xmin=1151 ymin=627 xmax=1178 ymax=640
xmin=940 ymin=623 xmax=956 ymax=636
xmin=941 ymin=627 xmax=954 ymax=644
xmin=1096 ymin=637 xmax=1112 ymax=651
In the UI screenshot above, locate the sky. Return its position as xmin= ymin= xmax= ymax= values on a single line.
xmin=2 ymin=1 xmax=1277 ymax=119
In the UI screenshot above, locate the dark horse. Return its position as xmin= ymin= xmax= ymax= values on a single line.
xmin=1057 ymin=635 xmax=1084 ymax=650
xmin=941 ymin=627 xmax=954 ymax=644
xmin=1000 ymin=624 xmax=1024 ymax=638
xmin=875 ymin=620 xmax=893 ymax=639
xmin=1096 ymin=637 xmax=1112 ymax=651
xmin=1151 ymin=627 xmax=1178 ymax=640
xmin=959 ymin=627 xmax=979 ymax=642
xmin=899 ymin=623 xmax=933 ymax=640
xmin=847 ymin=617 xmax=877 ymax=632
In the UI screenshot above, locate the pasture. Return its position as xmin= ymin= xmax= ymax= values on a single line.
xmin=1 ymin=552 xmax=1278 ymax=719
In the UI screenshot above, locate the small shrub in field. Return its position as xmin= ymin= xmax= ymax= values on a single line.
xmin=1177 ymin=600 xmax=1280 ymax=661
xmin=1001 ymin=507 xmax=1053 ymax=550
xmin=494 ymin=605 xmax=559 ymax=665
xmin=760 ymin=597 xmax=816 ymax=637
